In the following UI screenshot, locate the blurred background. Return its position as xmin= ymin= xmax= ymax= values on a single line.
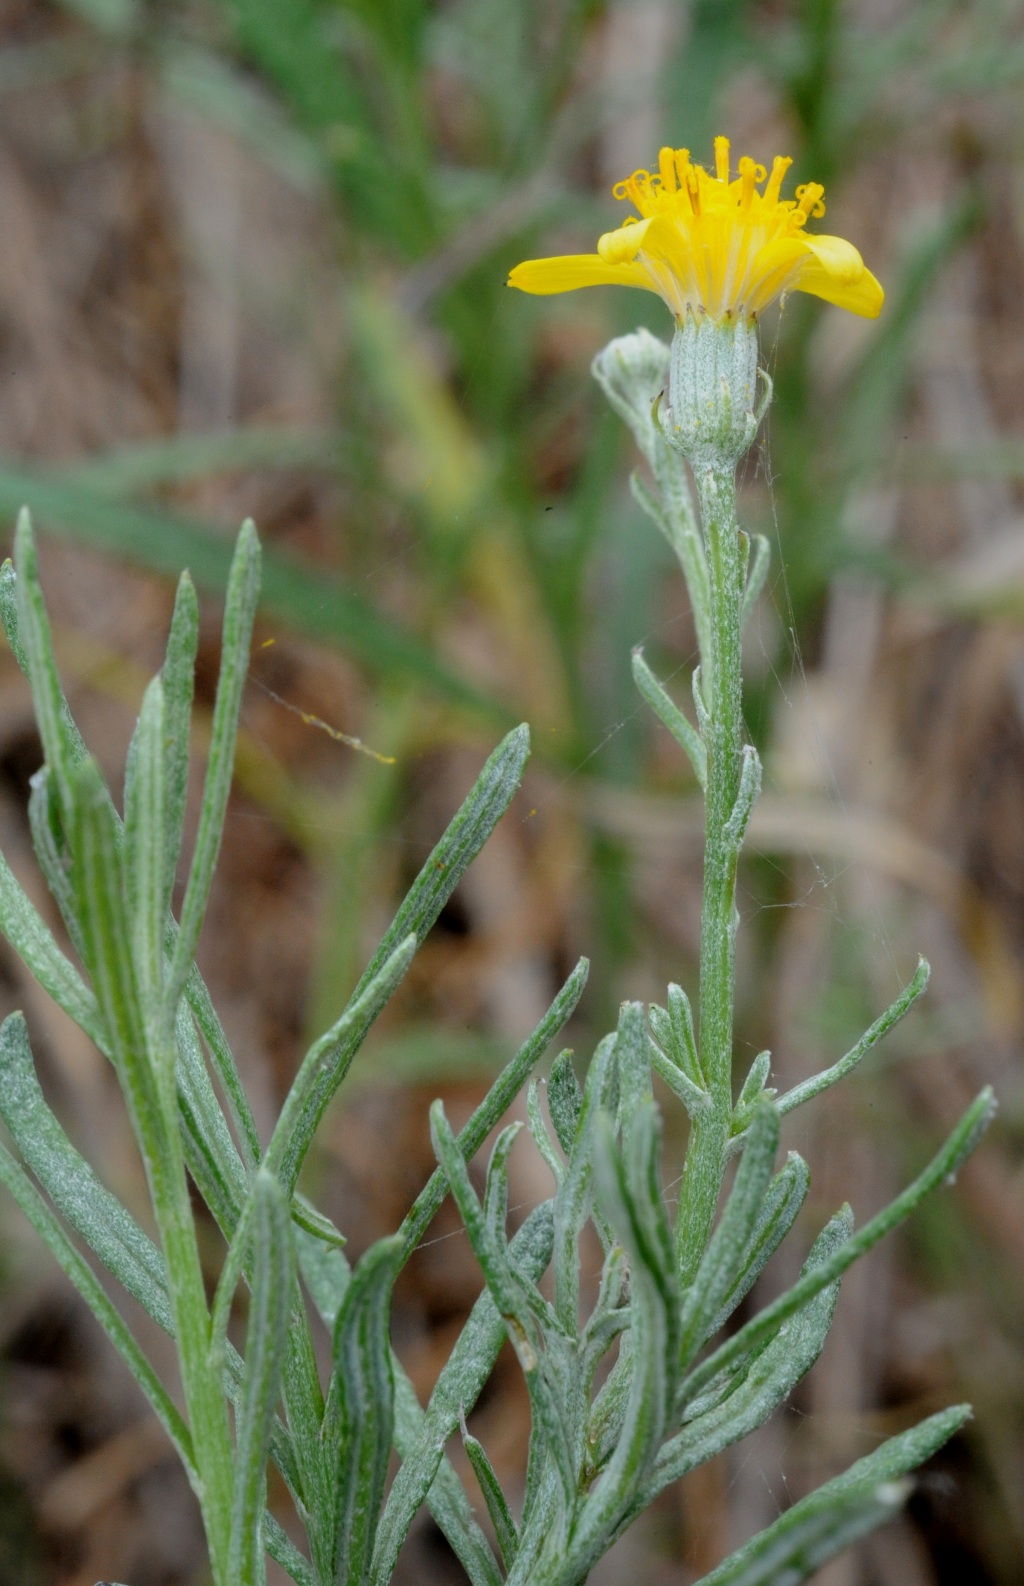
xmin=0 ymin=0 xmax=1022 ymax=1581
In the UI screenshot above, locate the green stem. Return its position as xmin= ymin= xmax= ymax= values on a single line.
xmin=675 ymin=463 xmax=744 ymax=1279
xmin=147 ymin=1036 xmax=236 ymax=1585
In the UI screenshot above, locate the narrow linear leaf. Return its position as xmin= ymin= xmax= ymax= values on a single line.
xmin=329 ymin=1235 xmax=404 ymax=1586
xmin=706 ymin=1151 xmax=810 ymax=1337
xmin=71 ymin=757 xmax=167 ymax=1168
xmin=13 ymin=512 xmax=88 ymax=814
xmin=184 ymin=964 xmax=262 ymax=1176
xmin=577 ymin=1104 xmax=678 ymax=1565
xmin=463 ymin=1428 xmax=520 ymax=1570
xmin=0 ymin=1011 xmax=172 ymax=1328
xmin=27 ymin=763 xmax=89 ymax=961
xmin=283 ymin=725 xmax=535 ymax=1189
xmin=527 ymin=1077 xmax=565 ymax=1185
xmin=161 ymin=570 xmax=199 ymax=911
xmin=547 ymin=1051 xmax=583 ymax=1156
xmin=265 ymin=1517 xmax=314 ymax=1586
xmin=696 ymin=1478 xmax=906 ymax=1586
xmin=167 ymin=520 xmax=261 ymax=1016
xmin=679 ymin=1102 xmax=780 ymax=1365
xmin=392 ymin=1370 xmax=503 ymax=1586
xmin=740 ymin=533 xmax=770 ymax=627
xmin=0 ymin=555 xmax=27 ymax=670
xmin=0 ymin=1138 xmax=195 ymax=1485
xmin=632 ymin=649 xmax=706 ymax=788
xmin=124 ymin=676 xmax=168 ymax=1042
xmin=0 ymin=472 xmax=510 ymax=720
xmin=370 ymin=1205 xmax=553 ymax=1586
xmin=0 ymin=846 xmax=104 ymax=1045
xmin=638 ymin=1210 xmax=853 ymax=1517
xmin=553 ymin=1033 xmax=617 ymax=1334
xmin=430 ymin=1102 xmax=575 ymax=1504
xmin=770 ymin=958 xmax=930 ymax=1123
xmin=229 ymin=1170 xmax=294 ymax=1586
xmin=692 ymin=1406 xmax=970 ymax=1586
xmin=680 ymin=1088 xmax=996 ymax=1409
xmin=398 ymin=957 xmax=588 ymax=1263
xmin=264 ymin=934 xmax=417 ymax=1196
xmin=0 ymin=1013 xmax=305 ymax=1512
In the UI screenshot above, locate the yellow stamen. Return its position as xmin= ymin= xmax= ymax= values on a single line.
xmin=714 ymin=135 xmax=730 ymax=183
xmin=738 ymin=156 xmax=757 ymax=210
xmin=763 ymin=155 xmax=792 ymax=206
xmin=658 ymin=146 xmax=678 ymax=193
xmin=795 ymin=182 xmax=826 ymax=219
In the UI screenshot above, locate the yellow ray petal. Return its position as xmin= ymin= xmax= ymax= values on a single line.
xmin=795 ymin=234 xmax=884 ymax=318
xmin=507 ymin=254 xmax=656 ymax=296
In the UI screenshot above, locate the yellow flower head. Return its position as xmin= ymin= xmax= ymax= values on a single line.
xmin=508 ymin=136 xmax=883 ymax=323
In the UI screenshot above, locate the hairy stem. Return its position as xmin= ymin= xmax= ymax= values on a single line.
xmin=675 ymin=463 xmax=745 ymax=1280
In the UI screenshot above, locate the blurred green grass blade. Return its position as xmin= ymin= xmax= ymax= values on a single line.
xmin=229 ymin=1171 xmax=295 ymax=1586
xmin=55 ymin=0 xmax=137 ymax=34
xmin=59 ymin=425 xmax=344 ymax=498
xmin=158 ymin=41 xmax=328 ymax=194
xmin=166 ymin=521 xmax=260 ymax=1019
xmin=842 ymin=192 xmax=982 ymax=481
xmin=692 ymin=1405 xmax=970 ymax=1586
xmin=0 ymin=469 xmax=512 ymax=721
xmin=661 ymin=0 xmax=758 ymax=151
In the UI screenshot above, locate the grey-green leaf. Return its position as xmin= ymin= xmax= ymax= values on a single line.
xmin=329 ymin=1234 xmax=404 ymax=1586
xmin=547 ymin=1051 xmax=583 ymax=1156
xmin=463 ymin=1428 xmax=520 ymax=1570
xmin=229 ymin=1170 xmax=294 ymax=1586
xmin=692 ymin=1405 xmax=970 ymax=1586
xmin=276 ymin=723 xmax=535 ymax=1191
xmin=166 ymin=519 xmax=261 ymax=1018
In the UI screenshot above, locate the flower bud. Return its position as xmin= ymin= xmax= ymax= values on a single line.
xmin=590 ymin=328 xmax=670 ymax=471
